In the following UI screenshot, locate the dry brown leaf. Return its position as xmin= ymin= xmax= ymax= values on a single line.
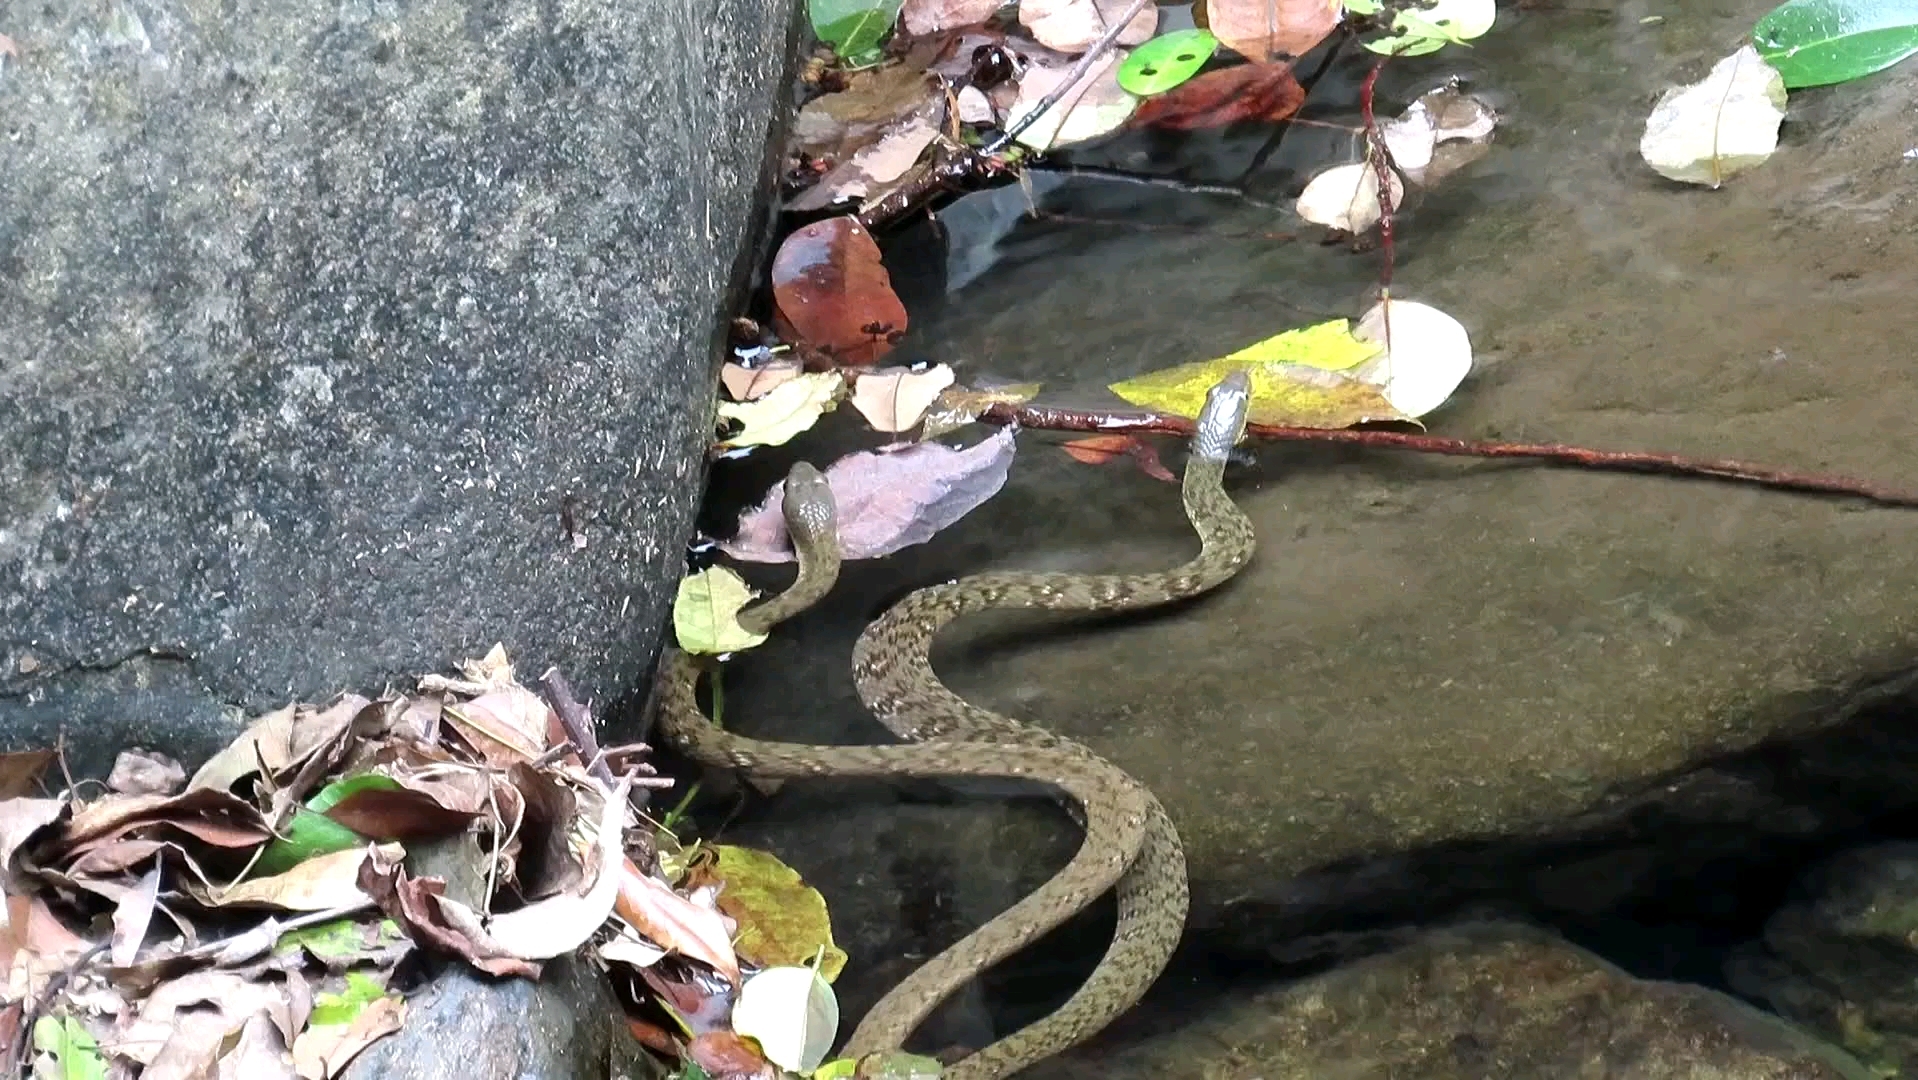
xmin=1020 ymin=0 xmax=1157 ymax=52
xmin=720 ymin=358 xmax=804 ymax=402
xmin=770 ymin=216 xmax=909 ymax=367
xmin=109 ymin=863 xmax=161 ymax=967
xmin=196 ymin=847 xmax=378 ymax=912
xmin=484 ymin=782 xmax=627 ymax=961
xmin=113 ymin=970 xmax=294 ymax=1069
xmin=189 ymin=698 xmax=365 ymax=794
xmin=902 ymin=0 xmax=1003 ymax=35
xmin=64 ymin=789 xmax=270 ymax=852
xmin=357 ymin=849 xmax=538 ymax=979
xmin=613 ymin=858 xmax=741 ymax=985
xmin=290 ymin=992 xmax=403 ymax=1079
xmin=1059 ymin=434 xmax=1178 ymax=482
xmin=850 ymin=364 xmax=957 ymax=433
xmin=687 ymin=1030 xmax=779 ymax=1080
xmin=108 ymin=750 xmax=187 ymax=797
xmin=440 ymin=686 xmax=551 ymax=768
xmin=790 ymin=96 xmax=944 ymax=213
xmin=1202 ymin=0 xmax=1342 ymax=61
xmin=0 ymin=797 xmax=66 ymax=876
xmin=790 ymin=66 xmax=939 ymax=164
xmin=0 ymin=751 xmax=53 ymax=799
xmin=218 ymin=1011 xmax=300 ymax=1080
xmin=416 ymin=643 xmax=520 ymax=698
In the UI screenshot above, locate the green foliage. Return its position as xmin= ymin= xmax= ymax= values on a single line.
xmin=1754 ymin=0 xmax=1918 ymax=87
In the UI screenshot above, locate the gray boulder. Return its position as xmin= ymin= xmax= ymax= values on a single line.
xmin=0 ymin=0 xmax=802 ymax=778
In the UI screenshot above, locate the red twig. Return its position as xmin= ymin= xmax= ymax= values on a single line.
xmin=979 ymin=401 xmax=1918 ymax=508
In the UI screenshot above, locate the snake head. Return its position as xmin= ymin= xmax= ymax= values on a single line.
xmin=1192 ymin=370 xmax=1252 ymax=462
xmin=781 ymin=461 xmax=839 ymax=549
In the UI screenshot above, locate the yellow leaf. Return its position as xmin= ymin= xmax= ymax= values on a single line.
xmin=1219 ymin=318 xmax=1383 ymax=371
xmin=1112 ymin=359 xmax=1411 ymax=429
xmin=673 ymin=568 xmax=768 ymax=655
xmin=716 ymin=371 xmax=843 ymax=449
xmin=705 ymin=845 xmax=847 ymax=981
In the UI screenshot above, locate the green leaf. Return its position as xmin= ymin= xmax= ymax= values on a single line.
xmin=309 ymin=970 xmax=391 ymax=1027
xmin=1117 ymin=29 xmax=1219 ymax=95
xmin=1753 ymin=0 xmax=1918 ymax=87
xmin=673 ymin=568 xmax=769 ymax=655
xmin=281 ymin=916 xmax=405 ymax=961
xmin=32 ymin=1016 xmax=107 ymax=1080
xmin=708 ymin=845 xmax=848 ymax=980
xmin=809 ymin=0 xmax=903 ymax=68
xmin=253 ymin=774 xmax=402 ymax=876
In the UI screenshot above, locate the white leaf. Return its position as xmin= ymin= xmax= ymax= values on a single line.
xmin=485 ymin=782 xmax=627 ymax=960
xmin=1006 ymin=49 xmax=1138 ymax=151
xmin=1296 ymin=163 xmax=1404 ymax=232
xmin=1350 ymin=299 xmax=1473 ymax=418
xmin=851 ymin=364 xmax=957 ymax=432
xmin=1640 ymin=46 xmax=1786 ymax=188
xmin=730 ymin=965 xmax=839 ymax=1073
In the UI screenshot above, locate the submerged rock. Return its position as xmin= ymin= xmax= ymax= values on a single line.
xmin=1045 ymin=924 xmax=1873 ymax=1079
xmin=1730 ymin=842 xmax=1918 ymax=1078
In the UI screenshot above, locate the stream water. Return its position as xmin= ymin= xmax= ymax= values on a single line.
xmin=693 ymin=1 xmax=1918 ymax=1074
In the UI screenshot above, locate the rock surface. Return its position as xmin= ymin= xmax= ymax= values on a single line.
xmin=1730 ymin=842 xmax=1918 ymax=1078
xmin=1037 ymin=924 xmax=1873 ymax=1079
xmin=0 ymin=0 xmax=800 ymax=777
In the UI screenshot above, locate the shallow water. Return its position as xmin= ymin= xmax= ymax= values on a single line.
xmin=698 ymin=2 xmax=1918 ymax=1072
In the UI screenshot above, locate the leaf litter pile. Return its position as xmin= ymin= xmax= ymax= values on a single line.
xmin=0 ymin=647 xmax=880 ymax=1080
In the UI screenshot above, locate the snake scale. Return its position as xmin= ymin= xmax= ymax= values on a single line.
xmin=655 ymin=372 xmax=1256 ymax=1078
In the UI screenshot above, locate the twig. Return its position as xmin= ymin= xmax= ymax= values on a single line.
xmin=980 ymin=400 xmax=1918 ymax=508
xmin=539 ymin=669 xmax=614 ymax=788
xmin=982 ymin=0 xmax=1155 ymax=156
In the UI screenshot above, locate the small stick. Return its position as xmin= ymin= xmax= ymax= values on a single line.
xmin=539 ymin=669 xmax=614 ymax=788
xmin=982 ymin=400 xmax=1918 ymax=508
xmin=982 ymin=0 xmax=1154 ymax=156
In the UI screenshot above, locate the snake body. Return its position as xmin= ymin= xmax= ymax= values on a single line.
xmin=655 ymin=373 xmax=1255 ymax=1078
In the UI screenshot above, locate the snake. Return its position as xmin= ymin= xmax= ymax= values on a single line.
xmin=654 ymin=371 xmax=1256 ymax=1078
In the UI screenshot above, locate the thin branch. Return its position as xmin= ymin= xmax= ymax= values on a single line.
xmin=981 ymin=401 xmax=1918 ymax=508
xmin=539 ymin=669 xmax=614 ymax=788
xmin=982 ymin=0 xmax=1155 ymax=156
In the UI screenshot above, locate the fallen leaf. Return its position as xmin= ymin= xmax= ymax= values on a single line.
xmin=1117 ymin=28 xmax=1220 ymax=95
xmin=810 ymin=0 xmax=904 ymax=67
xmin=32 ymin=1015 xmax=105 ymax=1080
xmin=113 ymin=970 xmax=296 ymax=1070
xmin=1131 ymin=61 xmax=1304 ymax=130
xmin=1350 ymin=299 xmax=1473 ymax=417
xmin=789 ymin=98 xmax=944 ymax=212
xmin=673 ymin=568 xmax=770 ymax=655
xmin=0 ymin=798 xmax=66 ymax=877
xmin=109 ymin=863 xmax=161 ymax=967
xmin=291 ymin=993 xmax=404 ymax=1080
xmin=1382 ymin=81 xmax=1498 ymax=185
xmin=902 ymin=0 xmax=1003 ymax=35
xmin=1640 ymin=46 xmax=1785 ymax=187
xmin=197 ymin=847 xmax=377 ymax=911
xmin=189 ymin=699 xmax=363 ymax=795
xmin=0 ymin=751 xmax=53 ymax=799
xmin=1203 ymin=0 xmax=1341 ymax=60
xmin=920 ymin=381 xmax=1041 ymax=439
xmin=485 ymin=782 xmax=627 ymax=960
xmin=1059 ymin=435 xmax=1178 ymax=482
xmin=440 ymin=686 xmax=551 ymax=767
xmin=1020 ymin=0 xmax=1157 ymax=52
xmin=217 ymin=1012 xmax=299 ymax=1080
xmin=686 ymin=1031 xmax=779 ymax=1080
xmin=1754 ymin=0 xmax=1918 ymax=88
xmin=692 ymin=846 xmax=847 ymax=980
xmin=1111 ymin=357 xmax=1411 ymax=428
xmin=613 ymin=858 xmax=741 ymax=985
xmin=1214 ymin=318 xmax=1383 ymax=372
xmin=771 ymin=217 xmax=908 ymax=367
xmin=721 ymin=357 xmax=804 ymax=401
xmin=1005 ymin=49 xmax=1137 ymax=149
xmin=850 ymin=364 xmax=957 ymax=432
xmin=1295 ymin=161 xmax=1404 ymax=232
xmin=791 ymin=66 xmax=939 ymax=163
xmin=715 ymin=371 xmax=845 ymax=450
xmin=1354 ymin=0 xmax=1495 ymax=55
xmin=63 ymin=789 xmax=271 ymax=853
xmin=731 ymin=965 xmax=839 ymax=1074
xmin=107 ymin=750 xmax=186 ymax=797
xmin=720 ymin=427 xmax=1017 ymax=563
xmin=358 ymin=856 xmax=536 ymax=979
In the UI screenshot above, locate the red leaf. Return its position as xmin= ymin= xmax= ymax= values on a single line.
xmin=1060 ymin=435 xmax=1177 ymax=483
xmin=686 ymin=1031 xmax=777 ymax=1080
xmin=771 ymin=216 xmax=909 ymax=367
xmin=1131 ymin=62 xmax=1304 ymax=131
